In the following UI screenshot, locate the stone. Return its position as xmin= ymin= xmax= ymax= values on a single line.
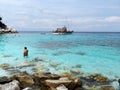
xmin=32 ymin=65 xmax=49 ymax=73
xmin=50 ymin=62 xmax=61 ymax=68
xmin=0 ymin=80 xmax=20 ymax=90
xmin=34 ymin=57 xmax=46 ymax=62
xmin=70 ymin=68 xmax=83 ymax=75
xmin=74 ymin=87 xmax=84 ymax=90
xmin=0 ymin=76 xmax=12 ymax=84
xmin=61 ymin=72 xmax=74 ymax=79
xmin=45 ymin=78 xmax=72 ymax=90
xmin=56 ymin=84 xmax=68 ymax=90
xmin=100 ymin=85 xmax=116 ymax=90
xmin=74 ymin=78 xmax=82 ymax=87
xmin=118 ymin=79 xmax=120 ymax=86
xmin=33 ymin=72 xmax=60 ymax=85
xmin=17 ymin=75 xmax=34 ymax=88
xmin=16 ymin=62 xmax=35 ymax=69
xmin=2 ymin=54 xmax=12 ymax=58
xmin=22 ymin=87 xmax=32 ymax=90
xmin=0 ymin=63 xmax=13 ymax=70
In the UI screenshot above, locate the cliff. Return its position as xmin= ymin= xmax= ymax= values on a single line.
xmin=0 ymin=17 xmax=18 ymax=34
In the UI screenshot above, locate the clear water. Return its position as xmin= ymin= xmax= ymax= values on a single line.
xmin=0 ymin=32 xmax=120 ymax=79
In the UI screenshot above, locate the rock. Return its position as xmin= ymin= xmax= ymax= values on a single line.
xmin=50 ymin=62 xmax=61 ymax=68
xmin=33 ymin=72 xmax=60 ymax=85
xmin=17 ymin=75 xmax=34 ymax=88
xmin=56 ymin=84 xmax=68 ymax=90
xmin=0 ymin=80 xmax=20 ymax=90
xmin=80 ymin=74 xmax=109 ymax=86
xmin=75 ymin=52 xmax=85 ymax=55
xmin=22 ymin=87 xmax=32 ymax=90
xmin=100 ymin=85 xmax=116 ymax=90
xmin=45 ymin=77 xmax=72 ymax=90
xmin=74 ymin=78 xmax=82 ymax=87
xmin=70 ymin=68 xmax=83 ymax=75
xmin=74 ymin=64 xmax=82 ymax=68
xmin=32 ymin=65 xmax=49 ymax=73
xmin=118 ymin=79 xmax=120 ymax=86
xmin=0 ymin=63 xmax=13 ymax=70
xmin=45 ymin=77 xmax=82 ymax=90
xmin=0 ymin=76 xmax=12 ymax=84
xmin=61 ymin=72 xmax=74 ymax=79
xmin=16 ymin=62 xmax=35 ymax=69
xmin=34 ymin=57 xmax=46 ymax=62
xmin=2 ymin=54 xmax=12 ymax=58
xmin=74 ymin=87 xmax=84 ymax=90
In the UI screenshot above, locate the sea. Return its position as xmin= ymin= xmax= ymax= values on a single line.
xmin=0 ymin=31 xmax=120 ymax=81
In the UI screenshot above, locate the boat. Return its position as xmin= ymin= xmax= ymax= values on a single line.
xmin=52 ymin=26 xmax=73 ymax=34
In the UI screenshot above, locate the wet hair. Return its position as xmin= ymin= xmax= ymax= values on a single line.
xmin=24 ymin=47 xmax=27 ymax=49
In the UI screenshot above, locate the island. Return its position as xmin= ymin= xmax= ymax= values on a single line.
xmin=0 ymin=17 xmax=18 ymax=34
xmin=52 ymin=26 xmax=73 ymax=34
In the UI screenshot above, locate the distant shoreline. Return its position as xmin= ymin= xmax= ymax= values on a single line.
xmin=19 ymin=31 xmax=120 ymax=33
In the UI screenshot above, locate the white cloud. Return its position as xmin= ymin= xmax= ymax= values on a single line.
xmin=104 ymin=16 xmax=120 ymax=22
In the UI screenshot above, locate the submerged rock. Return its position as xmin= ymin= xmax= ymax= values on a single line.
xmin=50 ymin=62 xmax=62 ymax=68
xmin=72 ymin=64 xmax=82 ymax=68
xmin=32 ymin=65 xmax=49 ymax=73
xmin=33 ymin=57 xmax=47 ymax=62
xmin=53 ymin=51 xmax=72 ymax=56
xmin=70 ymin=68 xmax=83 ymax=75
xmin=61 ymin=72 xmax=74 ymax=79
xmin=2 ymin=54 xmax=12 ymax=58
xmin=0 ymin=63 xmax=13 ymax=70
xmin=16 ymin=62 xmax=35 ymax=69
xmin=100 ymin=85 xmax=116 ymax=90
xmin=80 ymin=74 xmax=110 ymax=87
xmin=75 ymin=52 xmax=85 ymax=56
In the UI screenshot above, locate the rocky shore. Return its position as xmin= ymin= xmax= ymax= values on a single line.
xmin=0 ymin=17 xmax=18 ymax=34
xmin=0 ymin=56 xmax=119 ymax=90
xmin=0 ymin=71 xmax=118 ymax=90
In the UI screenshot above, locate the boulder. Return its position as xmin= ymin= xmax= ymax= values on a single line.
xmin=56 ymin=84 xmax=68 ymax=90
xmin=0 ymin=63 xmax=13 ymax=70
xmin=45 ymin=77 xmax=82 ymax=90
xmin=118 ymin=79 xmax=120 ymax=86
xmin=0 ymin=76 xmax=12 ymax=84
xmin=16 ymin=62 xmax=35 ymax=69
xmin=0 ymin=80 xmax=20 ymax=90
xmin=33 ymin=72 xmax=60 ymax=85
xmin=45 ymin=77 xmax=72 ymax=90
xmin=100 ymin=85 xmax=116 ymax=90
xmin=61 ymin=72 xmax=74 ymax=79
xmin=17 ymin=75 xmax=34 ymax=88
xmin=70 ymin=68 xmax=83 ymax=75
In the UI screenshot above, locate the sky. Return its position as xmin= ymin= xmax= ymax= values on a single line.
xmin=0 ymin=0 xmax=120 ymax=32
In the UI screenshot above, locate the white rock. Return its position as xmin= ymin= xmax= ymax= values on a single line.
xmin=0 ymin=80 xmax=20 ymax=90
xmin=56 ymin=84 xmax=68 ymax=90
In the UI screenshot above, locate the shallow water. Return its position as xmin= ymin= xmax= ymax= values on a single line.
xmin=0 ymin=32 xmax=120 ymax=79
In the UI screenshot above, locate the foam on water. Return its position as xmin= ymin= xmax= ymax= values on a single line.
xmin=0 ymin=32 xmax=120 ymax=79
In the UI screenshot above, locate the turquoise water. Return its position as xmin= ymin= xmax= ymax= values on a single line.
xmin=0 ymin=32 xmax=120 ymax=79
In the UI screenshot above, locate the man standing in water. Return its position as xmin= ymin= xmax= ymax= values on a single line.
xmin=23 ymin=47 xmax=28 ymax=57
